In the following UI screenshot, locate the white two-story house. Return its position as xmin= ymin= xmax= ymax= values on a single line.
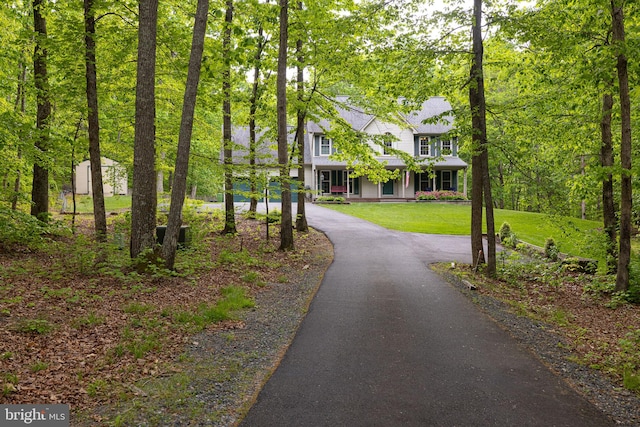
xmin=226 ymin=96 xmax=467 ymax=202
xmin=303 ymin=96 xmax=467 ymax=200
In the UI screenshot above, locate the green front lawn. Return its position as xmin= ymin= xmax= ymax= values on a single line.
xmin=322 ymin=202 xmax=603 ymax=260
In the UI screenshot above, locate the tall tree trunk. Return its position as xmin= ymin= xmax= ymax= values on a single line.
xmin=295 ymin=8 xmax=308 ymax=233
xmin=222 ymin=0 xmax=237 ymax=235
xmin=248 ymin=23 xmax=266 ymax=216
xmin=496 ymin=162 xmax=504 ymax=210
xmin=277 ymin=0 xmax=294 ymax=250
xmin=157 ymin=153 xmax=165 ymax=194
xmin=70 ymin=117 xmax=83 ymax=233
xmin=12 ymin=149 xmax=22 ymax=211
xmin=612 ymin=1 xmax=631 ymax=292
xmin=130 ymin=0 xmax=159 ymax=259
xmin=600 ymin=92 xmax=617 ymax=273
xmin=482 ymin=146 xmax=496 ymax=276
xmin=84 ymin=0 xmax=107 ymax=242
xmin=12 ymin=60 xmax=27 ymax=211
xmin=580 ymin=155 xmax=587 ymax=220
xmin=31 ymin=0 xmax=51 ymax=221
xmin=476 ymin=0 xmax=496 ymax=277
xmin=469 ymin=0 xmax=485 ymax=270
xmin=161 ymin=0 xmax=209 ymax=270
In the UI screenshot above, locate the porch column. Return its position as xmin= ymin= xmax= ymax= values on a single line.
xmin=463 ymin=168 xmax=468 ymax=197
xmin=312 ymin=166 xmax=317 ymax=199
xmin=432 ymin=175 xmax=436 ymax=191
xmin=378 ymin=182 xmax=381 ymax=198
xmin=402 ymin=169 xmax=406 ymax=198
xmin=346 ymin=169 xmax=350 ymax=199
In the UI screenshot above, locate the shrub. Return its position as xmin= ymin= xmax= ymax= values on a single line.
xmin=416 ymin=191 xmax=467 ymax=201
xmin=266 ymin=209 xmax=282 ymax=224
xmin=0 ymin=207 xmax=55 ymax=250
xmin=624 ymin=257 xmax=640 ymax=303
xmin=545 ymin=238 xmax=559 ymax=261
xmin=499 ymin=222 xmax=512 ymax=243
xmin=316 ymin=196 xmax=346 ymax=203
xmin=415 ymin=192 xmax=436 ymax=200
xmin=14 ymin=318 xmax=53 ymax=335
xmin=503 ymin=233 xmax=519 ymax=249
xmin=561 ymin=257 xmax=597 ymax=274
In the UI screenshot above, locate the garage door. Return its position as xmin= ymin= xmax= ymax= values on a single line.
xmin=231 ymin=178 xmax=299 ymax=203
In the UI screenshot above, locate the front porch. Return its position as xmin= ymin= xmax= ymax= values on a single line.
xmin=311 ymin=167 xmax=468 ymax=201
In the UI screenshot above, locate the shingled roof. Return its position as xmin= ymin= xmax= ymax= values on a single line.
xmin=224 ymin=126 xmax=311 ymax=165
xmin=306 ymin=96 xmax=454 ymax=135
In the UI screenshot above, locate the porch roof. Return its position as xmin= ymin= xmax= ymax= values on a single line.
xmin=312 ymin=156 xmax=467 ymax=170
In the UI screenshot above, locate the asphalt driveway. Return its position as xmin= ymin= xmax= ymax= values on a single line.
xmin=240 ymin=204 xmax=612 ymax=426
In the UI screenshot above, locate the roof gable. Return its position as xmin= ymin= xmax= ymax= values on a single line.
xmin=308 ymin=96 xmax=454 ymax=135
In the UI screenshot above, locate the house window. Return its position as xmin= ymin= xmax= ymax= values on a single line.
xmin=441 ymin=170 xmax=452 ymax=190
xmin=383 ymin=140 xmax=393 ymax=155
xmin=419 ymin=173 xmax=432 ymax=191
xmin=419 ymin=136 xmax=431 ymax=156
xmin=383 ymin=133 xmax=393 ymax=155
xmin=320 ymin=136 xmax=331 ymax=155
xmin=441 ymin=139 xmax=452 ymax=156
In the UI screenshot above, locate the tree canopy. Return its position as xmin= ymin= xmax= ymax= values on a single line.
xmin=1 ymin=0 xmax=639 ymax=282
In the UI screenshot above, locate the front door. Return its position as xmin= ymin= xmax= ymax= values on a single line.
xmin=382 ymin=180 xmax=394 ymax=196
xmin=320 ymin=170 xmax=330 ymax=194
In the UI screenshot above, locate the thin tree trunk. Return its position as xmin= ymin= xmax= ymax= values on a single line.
xmin=482 ymin=149 xmax=496 ymax=277
xmin=612 ymin=1 xmax=631 ymax=292
xmin=469 ymin=0 xmax=485 ymax=270
xmin=12 ymin=149 xmax=22 ymax=211
xmin=600 ymin=92 xmax=616 ymax=273
xmin=475 ymin=0 xmax=495 ymax=277
xmin=84 ymin=0 xmax=107 ymax=242
xmin=277 ymin=0 xmax=294 ymax=250
xmin=161 ymin=0 xmax=209 ymax=270
xmin=248 ymin=23 xmax=266 ymax=216
xmin=71 ymin=117 xmax=83 ymax=233
xmin=12 ymin=61 xmax=26 ymax=211
xmin=496 ymin=162 xmax=504 ymax=210
xmin=130 ymin=0 xmax=159 ymax=259
xmin=222 ymin=0 xmax=237 ymax=235
xmin=295 ymin=7 xmax=308 ymax=233
xmin=31 ymin=0 xmax=51 ymax=221
xmin=157 ymin=154 xmax=164 ymax=194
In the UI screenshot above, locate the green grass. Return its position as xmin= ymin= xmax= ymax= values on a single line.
xmin=72 ymin=195 xmax=132 ymax=213
xmin=323 ymin=203 xmax=602 ymax=259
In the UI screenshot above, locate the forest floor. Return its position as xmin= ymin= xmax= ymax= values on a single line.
xmin=1 ymin=214 xmax=639 ymax=425
xmin=0 ymin=214 xmax=333 ymax=425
